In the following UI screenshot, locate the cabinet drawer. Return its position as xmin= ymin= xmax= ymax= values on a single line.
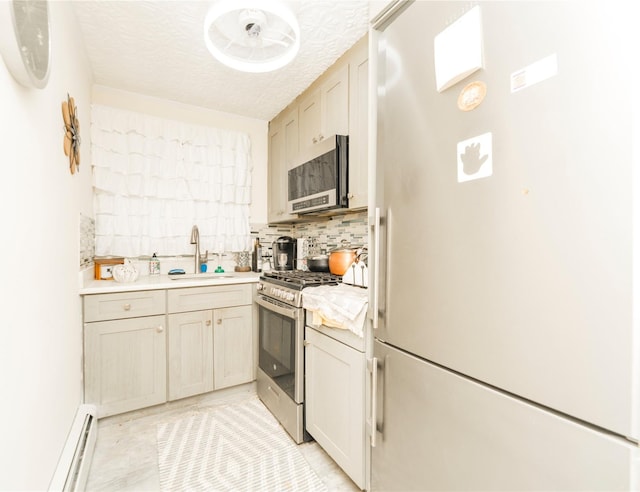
xmin=167 ymin=283 xmax=252 ymax=313
xmin=84 ymin=290 xmax=166 ymax=322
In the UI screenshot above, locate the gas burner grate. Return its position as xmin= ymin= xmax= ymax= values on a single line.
xmin=262 ymin=270 xmax=341 ymax=287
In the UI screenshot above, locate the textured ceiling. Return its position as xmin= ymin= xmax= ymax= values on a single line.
xmin=72 ymin=1 xmax=370 ymax=121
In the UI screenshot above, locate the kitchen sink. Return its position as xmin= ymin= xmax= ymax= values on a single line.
xmin=169 ymin=273 xmax=237 ymax=280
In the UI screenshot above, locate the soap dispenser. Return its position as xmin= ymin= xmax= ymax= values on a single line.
xmin=149 ymin=253 xmax=160 ymax=275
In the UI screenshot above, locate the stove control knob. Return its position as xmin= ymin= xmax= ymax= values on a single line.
xmin=286 ymin=293 xmax=295 ymax=301
xmin=256 ymin=283 xmax=263 ymax=291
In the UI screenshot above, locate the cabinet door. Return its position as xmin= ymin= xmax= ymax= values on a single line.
xmin=268 ymin=113 xmax=297 ymax=223
xmin=298 ymin=89 xmax=321 ymax=159
xmin=283 ymin=105 xmax=299 ymax=169
xmin=305 ymin=326 xmax=366 ymax=489
xmin=347 ymin=38 xmax=369 ymax=210
xmin=167 ymin=310 xmax=214 ymax=401
xmin=213 ymin=305 xmax=254 ymax=389
xmin=299 ymin=66 xmax=349 ymax=162
xmin=268 ymin=117 xmax=285 ymax=222
xmin=322 ymin=64 xmax=349 ymax=138
xmin=84 ymin=315 xmax=166 ymax=417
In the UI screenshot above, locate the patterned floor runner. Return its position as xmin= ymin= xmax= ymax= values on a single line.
xmin=157 ymin=397 xmax=327 ymax=491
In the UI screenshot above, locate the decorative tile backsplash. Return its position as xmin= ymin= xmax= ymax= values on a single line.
xmin=251 ymin=210 xmax=369 ymax=254
xmin=294 ymin=210 xmax=368 ymax=250
xmin=80 ymin=213 xmax=95 ymax=270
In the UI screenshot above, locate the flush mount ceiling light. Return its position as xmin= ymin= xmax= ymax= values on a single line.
xmin=204 ymin=0 xmax=300 ymax=73
xmin=0 ymin=0 xmax=51 ymax=88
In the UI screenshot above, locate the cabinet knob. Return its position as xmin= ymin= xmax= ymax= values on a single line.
xmin=206 ymin=319 xmax=212 ymax=326
xmin=318 ymin=134 xmax=324 ymax=141
xmin=123 ymin=303 xmax=131 ymax=311
xmin=303 ymin=340 xmax=310 ymax=347
xmin=156 ymin=325 xmax=164 ymax=333
xmin=312 ymin=137 xmax=318 ymax=144
xmin=347 ymin=193 xmax=355 ymax=199
xmin=217 ymin=319 xmax=222 ymax=325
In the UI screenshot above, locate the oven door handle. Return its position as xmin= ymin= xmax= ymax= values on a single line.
xmin=255 ymin=295 xmax=298 ymax=319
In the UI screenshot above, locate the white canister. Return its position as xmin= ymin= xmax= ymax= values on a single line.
xmin=296 ymin=238 xmax=309 ymax=270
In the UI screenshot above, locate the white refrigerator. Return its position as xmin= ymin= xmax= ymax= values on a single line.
xmin=370 ymin=1 xmax=640 ymax=489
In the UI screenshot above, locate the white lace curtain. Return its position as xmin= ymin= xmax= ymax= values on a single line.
xmin=91 ymin=105 xmax=252 ymax=258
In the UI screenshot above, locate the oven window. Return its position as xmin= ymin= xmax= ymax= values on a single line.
xmin=258 ymin=304 xmax=296 ymax=400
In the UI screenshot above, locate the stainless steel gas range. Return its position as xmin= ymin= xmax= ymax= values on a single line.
xmin=255 ymin=270 xmax=341 ymax=443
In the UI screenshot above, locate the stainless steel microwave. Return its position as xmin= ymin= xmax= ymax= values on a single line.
xmin=287 ymin=135 xmax=348 ymax=214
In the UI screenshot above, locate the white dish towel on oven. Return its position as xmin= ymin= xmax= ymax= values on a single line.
xmin=302 ymin=284 xmax=368 ymax=338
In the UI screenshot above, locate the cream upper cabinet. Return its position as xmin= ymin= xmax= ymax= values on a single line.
xmin=268 ymin=115 xmax=284 ymax=222
xmin=298 ymin=90 xmax=320 ymax=159
xmin=267 ymin=33 xmax=369 ymax=222
xmin=323 ymin=64 xmax=349 ymax=137
xmin=347 ymin=37 xmax=369 ymax=210
xmin=283 ymin=105 xmax=299 ymax=170
xmin=268 ymin=111 xmax=297 ymax=223
xmin=298 ymin=64 xmax=349 ymax=162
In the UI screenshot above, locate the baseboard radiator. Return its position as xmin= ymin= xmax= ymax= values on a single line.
xmin=49 ymin=404 xmax=98 ymax=492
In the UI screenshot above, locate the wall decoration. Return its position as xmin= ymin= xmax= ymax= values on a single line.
xmin=62 ymin=93 xmax=81 ymax=174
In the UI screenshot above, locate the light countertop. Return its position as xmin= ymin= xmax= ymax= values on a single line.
xmin=80 ymin=271 xmax=260 ymax=295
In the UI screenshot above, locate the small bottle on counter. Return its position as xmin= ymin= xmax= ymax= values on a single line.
xmin=252 ymin=238 xmax=262 ymax=272
xmin=262 ymin=248 xmax=272 ymax=272
xmin=149 ymin=253 xmax=160 ymax=275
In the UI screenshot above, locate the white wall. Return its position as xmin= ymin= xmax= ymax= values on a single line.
xmin=0 ymin=5 xmax=269 ymax=488
xmin=91 ymin=86 xmax=269 ymax=225
xmin=0 ymin=2 xmax=93 ymax=489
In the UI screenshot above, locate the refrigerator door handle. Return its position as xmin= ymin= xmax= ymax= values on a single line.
xmin=370 ymin=207 xmax=381 ymax=329
xmin=368 ymin=356 xmax=379 ymax=447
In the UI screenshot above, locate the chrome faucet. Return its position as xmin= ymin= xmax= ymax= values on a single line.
xmin=189 ymin=225 xmax=208 ymax=273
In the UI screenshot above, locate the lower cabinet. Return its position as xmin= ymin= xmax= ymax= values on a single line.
xmin=84 ymin=315 xmax=167 ymax=418
xmin=167 ymin=305 xmax=253 ymax=400
xmin=83 ymin=283 xmax=255 ymax=417
xmin=213 ymin=305 xmax=254 ymax=389
xmin=167 ymin=310 xmax=214 ymax=401
xmin=305 ymin=325 xmax=366 ymax=489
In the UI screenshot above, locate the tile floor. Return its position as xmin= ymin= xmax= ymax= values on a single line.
xmin=86 ymin=383 xmax=360 ymax=491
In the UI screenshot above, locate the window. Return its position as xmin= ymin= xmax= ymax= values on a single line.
xmin=91 ymin=105 xmax=252 ymax=257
